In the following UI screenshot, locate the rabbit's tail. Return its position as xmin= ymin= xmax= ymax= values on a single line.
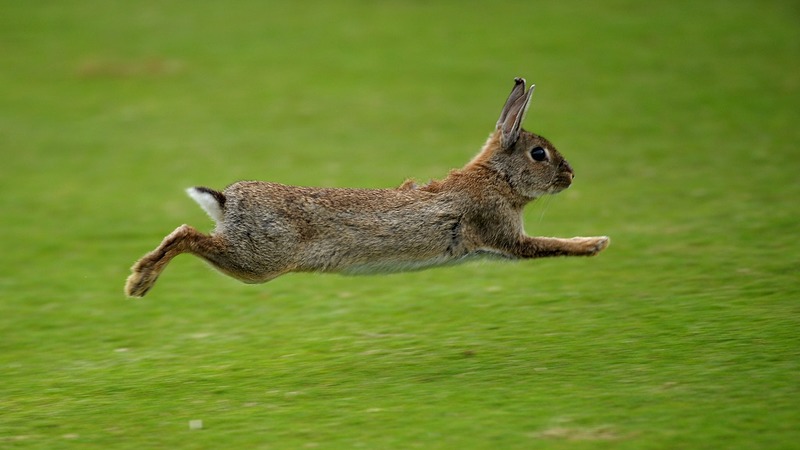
xmin=186 ymin=186 xmax=225 ymax=223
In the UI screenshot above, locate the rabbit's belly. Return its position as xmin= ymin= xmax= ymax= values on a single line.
xmin=339 ymin=249 xmax=511 ymax=275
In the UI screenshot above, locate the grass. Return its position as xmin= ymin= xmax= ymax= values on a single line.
xmin=1 ymin=0 xmax=799 ymax=448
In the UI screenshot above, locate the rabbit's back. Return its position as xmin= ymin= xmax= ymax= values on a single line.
xmin=220 ymin=181 xmax=473 ymax=274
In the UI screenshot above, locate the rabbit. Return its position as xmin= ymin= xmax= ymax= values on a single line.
xmin=125 ymin=77 xmax=609 ymax=297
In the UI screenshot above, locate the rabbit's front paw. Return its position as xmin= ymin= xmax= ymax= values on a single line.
xmin=570 ymin=236 xmax=610 ymax=256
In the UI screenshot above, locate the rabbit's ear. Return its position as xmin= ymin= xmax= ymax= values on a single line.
xmin=496 ymin=77 xmax=526 ymax=129
xmin=498 ymin=79 xmax=535 ymax=150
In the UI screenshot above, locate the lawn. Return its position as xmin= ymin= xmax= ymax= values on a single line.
xmin=1 ymin=0 xmax=798 ymax=448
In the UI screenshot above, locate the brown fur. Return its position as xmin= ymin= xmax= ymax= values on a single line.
xmin=125 ymin=78 xmax=608 ymax=297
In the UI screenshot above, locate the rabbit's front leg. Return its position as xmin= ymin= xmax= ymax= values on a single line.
xmin=511 ymin=236 xmax=609 ymax=258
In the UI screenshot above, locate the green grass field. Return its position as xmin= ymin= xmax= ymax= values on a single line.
xmin=1 ymin=0 xmax=798 ymax=448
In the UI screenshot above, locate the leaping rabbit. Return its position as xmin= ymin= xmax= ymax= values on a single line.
xmin=125 ymin=77 xmax=609 ymax=297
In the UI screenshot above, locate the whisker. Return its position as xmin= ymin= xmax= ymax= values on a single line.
xmin=537 ymin=195 xmax=553 ymax=223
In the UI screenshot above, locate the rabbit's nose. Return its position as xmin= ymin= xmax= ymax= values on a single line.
xmin=561 ymin=161 xmax=574 ymax=179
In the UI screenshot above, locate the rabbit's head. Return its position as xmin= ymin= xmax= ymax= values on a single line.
xmin=471 ymin=78 xmax=574 ymax=200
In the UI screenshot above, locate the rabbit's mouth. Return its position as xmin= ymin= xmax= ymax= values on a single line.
xmin=548 ymin=176 xmax=573 ymax=194
xmin=528 ymin=181 xmax=570 ymax=198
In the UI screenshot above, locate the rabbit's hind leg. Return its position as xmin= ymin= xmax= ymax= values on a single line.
xmin=125 ymin=224 xmax=219 ymax=297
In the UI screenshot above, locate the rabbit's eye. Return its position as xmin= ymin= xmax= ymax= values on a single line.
xmin=530 ymin=147 xmax=548 ymax=162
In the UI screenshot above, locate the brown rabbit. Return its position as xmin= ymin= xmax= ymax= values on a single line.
xmin=125 ymin=77 xmax=609 ymax=297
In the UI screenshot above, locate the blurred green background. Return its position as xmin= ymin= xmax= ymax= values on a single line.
xmin=1 ymin=1 xmax=798 ymax=448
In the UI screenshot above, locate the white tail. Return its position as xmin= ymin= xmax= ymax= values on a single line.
xmin=186 ymin=187 xmax=224 ymax=223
